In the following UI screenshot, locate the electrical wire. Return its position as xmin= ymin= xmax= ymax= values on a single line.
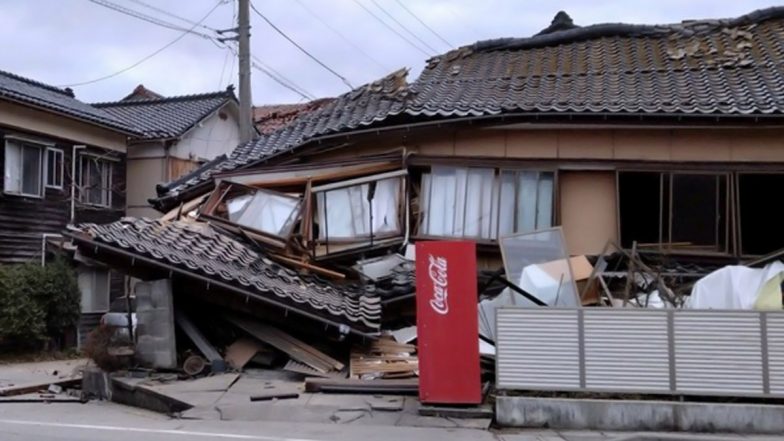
xmin=392 ymin=0 xmax=454 ymax=49
xmin=251 ymin=54 xmax=315 ymax=100
xmin=292 ymin=0 xmax=390 ymax=73
xmin=87 ymin=0 xmax=217 ymax=41
xmin=368 ymin=0 xmax=438 ymax=53
xmin=250 ymin=1 xmax=354 ymax=89
xmin=350 ymin=0 xmax=431 ymax=57
xmin=62 ymin=1 xmax=223 ymax=87
xmin=126 ymin=0 xmax=221 ymax=33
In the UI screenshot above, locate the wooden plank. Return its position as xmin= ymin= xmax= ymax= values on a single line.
xmin=249 ymin=392 xmax=299 ymax=401
xmin=0 ymin=379 xmax=81 ymax=397
xmin=224 ymin=337 xmax=264 ymax=370
xmin=227 ymin=315 xmax=344 ymax=373
xmin=268 ymin=254 xmax=346 ymax=280
xmin=283 ymin=359 xmax=345 ymax=379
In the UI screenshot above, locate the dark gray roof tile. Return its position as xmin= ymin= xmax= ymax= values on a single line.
xmin=93 ymin=89 xmax=236 ymax=139
xmin=0 ymin=70 xmax=137 ymax=134
xmin=71 ymin=217 xmax=381 ymax=332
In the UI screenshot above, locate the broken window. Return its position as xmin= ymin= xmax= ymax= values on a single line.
xmin=738 ymin=173 xmax=784 ymax=256
xmin=420 ymin=166 xmax=554 ymax=240
xmin=227 ymin=189 xmax=300 ymax=237
xmin=200 ymin=181 xmax=302 ymax=244
xmin=618 ymin=171 xmax=728 ymax=253
xmin=79 ymin=155 xmax=112 ymax=207
xmin=314 ymin=174 xmax=403 ymax=241
xmin=4 ymin=139 xmax=43 ymax=197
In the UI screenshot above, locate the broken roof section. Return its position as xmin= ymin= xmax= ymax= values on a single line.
xmin=155 ymin=69 xmax=410 ymax=204
xmin=253 ymin=99 xmax=334 ymax=135
xmin=153 ymin=7 xmax=784 ymax=206
xmin=93 ymin=86 xmax=237 ymax=140
xmin=67 ymin=218 xmax=383 ymax=333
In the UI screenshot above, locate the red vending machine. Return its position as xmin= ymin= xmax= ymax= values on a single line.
xmin=415 ymin=240 xmax=481 ymax=404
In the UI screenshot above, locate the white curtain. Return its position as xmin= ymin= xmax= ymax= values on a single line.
xmin=317 ymin=177 xmax=401 ymax=240
xmin=423 ymin=167 xmax=555 ymax=239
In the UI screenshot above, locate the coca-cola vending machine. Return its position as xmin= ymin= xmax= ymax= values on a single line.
xmin=415 ymin=240 xmax=481 ymax=404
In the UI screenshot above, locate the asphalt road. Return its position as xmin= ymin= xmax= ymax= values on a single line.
xmin=0 ymin=401 xmax=779 ymax=441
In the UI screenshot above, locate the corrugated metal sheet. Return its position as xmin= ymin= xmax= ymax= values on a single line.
xmin=767 ymin=313 xmax=784 ymax=395
xmin=584 ymin=309 xmax=670 ymax=391
xmin=497 ymin=308 xmax=783 ymax=398
xmin=496 ymin=308 xmax=580 ymax=390
xmin=674 ymin=311 xmax=763 ymax=395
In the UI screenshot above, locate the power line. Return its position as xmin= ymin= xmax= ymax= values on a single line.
xmin=87 ymin=0 xmax=217 ymax=41
xmin=126 ymin=0 xmax=221 ymax=33
xmin=392 ymin=0 xmax=454 ymax=49
xmin=368 ymin=0 xmax=438 ymax=53
xmin=251 ymin=55 xmax=315 ymax=100
xmin=62 ymin=1 xmax=223 ymax=87
xmin=250 ymin=1 xmax=354 ymax=89
xmin=350 ymin=0 xmax=431 ymax=57
xmin=292 ymin=0 xmax=390 ymax=74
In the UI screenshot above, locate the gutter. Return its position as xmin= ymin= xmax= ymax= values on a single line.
xmin=63 ymin=231 xmax=377 ymax=338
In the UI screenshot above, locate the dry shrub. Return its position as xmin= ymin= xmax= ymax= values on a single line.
xmin=82 ymin=324 xmax=128 ymax=372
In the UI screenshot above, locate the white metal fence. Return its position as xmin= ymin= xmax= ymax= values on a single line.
xmin=496 ymin=308 xmax=784 ymax=398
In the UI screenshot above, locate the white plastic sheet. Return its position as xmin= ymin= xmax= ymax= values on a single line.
xmin=687 ymin=261 xmax=784 ymax=310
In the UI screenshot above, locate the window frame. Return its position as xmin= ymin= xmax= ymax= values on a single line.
xmin=45 ymin=147 xmax=64 ymax=190
xmin=77 ymin=267 xmax=111 ymax=313
xmin=616 ymin=169 xmax=731 ymax=256
xmin=78 ymin=153 xmax=113 ymax=208
xmin=4 ymin=138 xmax=47 ymax=198
xmin=417 ymin=165 xmax=557 ymax=242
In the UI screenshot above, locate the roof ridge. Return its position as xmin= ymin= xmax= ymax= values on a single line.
xmin=93 ymin=87 xmax=235 ymax=107
xmin=0 ymin=69 xmax=74 ymax=97
xmin=463 ymin=6 xmax=784 ymax=54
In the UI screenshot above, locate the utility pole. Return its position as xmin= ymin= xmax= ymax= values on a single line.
xmin=237 ymin=0 xmax=253 ymax=143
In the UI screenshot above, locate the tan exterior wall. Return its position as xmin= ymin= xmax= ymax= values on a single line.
xmin=0 ymin=101 xmax=127 ymax=151
xmin=127 ymin=157 xmax=165 ymax=218
xmin=559 ymin=171 xmax=618 ymax=255
xmin=412 ymin=128 xmax=784 ymax=164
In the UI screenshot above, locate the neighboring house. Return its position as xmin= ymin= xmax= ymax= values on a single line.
xmin=71 ymin=7 xmax=784 ymax=336
xmin=0 ymin=69 xmax=138 ymax=341
xmin=94 ymin=86 xmax=240 ymax=218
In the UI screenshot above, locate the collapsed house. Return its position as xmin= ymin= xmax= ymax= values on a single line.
xmin=63 ymin=7 xmax=784 ymax=398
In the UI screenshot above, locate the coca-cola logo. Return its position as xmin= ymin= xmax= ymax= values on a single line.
xmin=428 ymin=254 xmax=448 ymax=315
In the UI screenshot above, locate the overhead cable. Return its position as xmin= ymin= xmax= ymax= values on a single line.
xmin=392 ymin=0 xmax=454 ymax=49
xmin=87 ymin=0 xmax=217 ymax=41
xmin=293 ymin=0 xmax=391 ymax=73
xmin=126 ymin=0 xmax=221 ymax=33
xmin=368 ymin=0 xmax=438 ymax=53
xmin=250 ymin=1 xmax=354 ymax=89
xmin=62 ymin=1 xmax=223 ymax=87
xmin=350 ymin=0 xmax=431 ymax=57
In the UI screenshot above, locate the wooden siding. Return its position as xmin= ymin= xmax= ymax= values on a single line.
xmin=0 ymin=129 xmax=126 ymax=264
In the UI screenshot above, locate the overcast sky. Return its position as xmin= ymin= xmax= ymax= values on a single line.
xmin=1 ymin=0 xmax=781 ymax=105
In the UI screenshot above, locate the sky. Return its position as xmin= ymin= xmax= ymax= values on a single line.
xmin=1 ymin=0 xmax=781 ymax=105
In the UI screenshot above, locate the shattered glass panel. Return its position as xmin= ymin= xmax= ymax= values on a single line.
xmin=230 ymin=190 xmax=300 ymax=236
xmin=499 ymin=228 xmax=579 ymax=307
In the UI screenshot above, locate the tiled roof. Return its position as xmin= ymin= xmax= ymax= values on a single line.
xmin=93 ymin=88 xmax=236 ymax=140
xmin=253 ymin=99 xmax=334 ymax=134
xmin=156 ymin=7 xmax=784 ymax=202
xmin=0 ymin=69 xmax=138 ymax=134
xmin=121 ymin=84 xmax=164 ymax=102
xmin=159 ymin=69 xmax=409 ymax=198
xmin=407 ymin=7 xmax=784 ymax=117
xmin=69 ymin=218 xmax=382 ymax=332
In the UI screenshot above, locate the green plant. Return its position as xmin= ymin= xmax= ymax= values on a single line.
xmin=0 ymin=265 xmax=46 ymax=342
xmin=0 ymin=259 xmax=81 ymax=343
